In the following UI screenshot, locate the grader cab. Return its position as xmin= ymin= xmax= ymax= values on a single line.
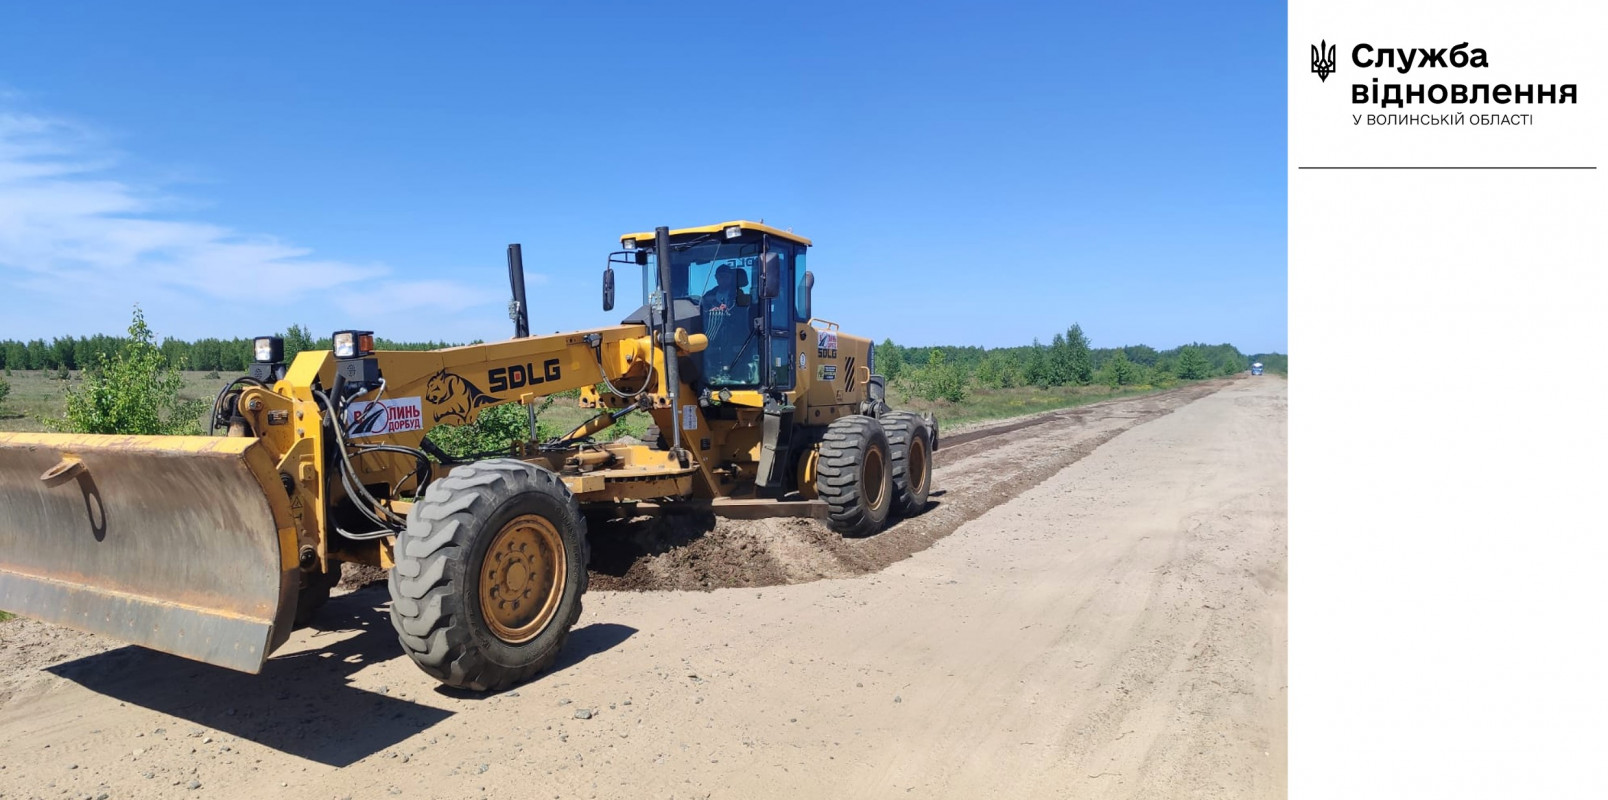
xmin=0 ymin=221 xmax=937 ymax=691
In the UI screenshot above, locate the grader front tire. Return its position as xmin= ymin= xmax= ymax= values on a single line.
xmin=816 ymin=415 xmax=894 ymax=537
xmin=388 ymin=459 xmax=588 ymax=691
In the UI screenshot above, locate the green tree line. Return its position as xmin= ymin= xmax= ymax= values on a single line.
xmin=5 ymin=310 xmax=1285 ymax=424
xmin=0 ymin=324 xmax=464 ymax=373
xmin=879 ymin=323 xmax=1281 ymax=403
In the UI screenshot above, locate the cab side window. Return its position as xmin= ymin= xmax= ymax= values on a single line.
xmin=794 ymin=248 xmax=810 ymax=322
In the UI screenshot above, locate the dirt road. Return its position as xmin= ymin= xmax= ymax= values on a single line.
xmin=0 ymin=377 xmax=1286 ymax=799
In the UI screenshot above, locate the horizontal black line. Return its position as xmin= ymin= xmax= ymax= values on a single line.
xmin=1298 ymin=166 xmax=1595 ymax=170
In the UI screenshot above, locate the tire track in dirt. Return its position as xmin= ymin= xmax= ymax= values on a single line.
xmin=587 ymin=379 xmax=1236 ymax=591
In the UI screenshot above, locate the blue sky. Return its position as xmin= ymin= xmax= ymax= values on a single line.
xmin=0 ymin=2 xmax=1286 ymax=353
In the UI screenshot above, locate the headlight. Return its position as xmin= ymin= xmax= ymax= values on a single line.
xmin=253 ymin=336 xmax=284 ymax=363
xmin=332 ymin=330 xmax=374 ymax=359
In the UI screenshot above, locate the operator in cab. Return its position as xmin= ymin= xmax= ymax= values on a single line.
xmin=700 ymin=263 xmax=756 ymax=384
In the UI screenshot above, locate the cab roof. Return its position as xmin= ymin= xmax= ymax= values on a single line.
xmin=620 ymin=220 xmax=812 ymax=247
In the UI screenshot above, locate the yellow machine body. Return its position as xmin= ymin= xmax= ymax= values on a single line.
xmin=0 ymin=221 xmax=900 ymax=676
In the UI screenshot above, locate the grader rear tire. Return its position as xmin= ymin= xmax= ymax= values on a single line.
xmin=389 ymin=459 xmax=589 ymax=691
xmin=881 ymin=411 xmax=933 ymax=517
xmin=816 ymin=415 xmax=893 ymax=537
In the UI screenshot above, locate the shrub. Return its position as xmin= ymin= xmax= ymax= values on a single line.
xmin=909 ymin=350 xmax=968 ymax=403
xmin=54 ymin=307 xmax=207 ymax=435
xmin=974 ymin=354 xmax=1004 ymax=389
xmin=1175 ymin=346 xmax=1210 ymax=380
xmin=608 ymin=411 xmax=648 ymax=441
xmin=282 ymin=324 xmax=316 ymax=363
xmin=1138 ymin=358 xmax=1178 ymax=388
xmin=878 ymin=339 xmax=906 ymax=382
xmin=1095 ymin=350 xmax=1142 ymax=387
xmin=0 ymin=376 xmax=10 ymax=414
xmin=426 ymin=402 xmax=561 ymax=460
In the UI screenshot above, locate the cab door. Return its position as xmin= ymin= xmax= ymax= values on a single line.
xmin=761 ymin=236 xmax=797 ymax=391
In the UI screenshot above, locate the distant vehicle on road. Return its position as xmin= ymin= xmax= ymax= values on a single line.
xmin=1251 ymin=362 xmax=1264 ymax=376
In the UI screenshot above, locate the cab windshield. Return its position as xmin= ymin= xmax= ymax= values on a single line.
xmin=669 ymin=239 xmax=762 ymax=387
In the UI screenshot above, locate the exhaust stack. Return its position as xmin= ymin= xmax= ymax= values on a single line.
xmin=507 ymin=243 xmax=530 ymax=338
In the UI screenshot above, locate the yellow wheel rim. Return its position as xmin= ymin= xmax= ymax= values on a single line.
xmin=797 ymin=448 xmax=820 ymax=500
xmin=909 ymin=434 xmax=930 ymax=495
xmin=478 ymin=514 xmax=567 ymax=644
xmin=864 ymin=444 xmax=887 ymax=512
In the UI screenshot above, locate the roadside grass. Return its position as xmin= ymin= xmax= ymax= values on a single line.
xmin=0 ymin=610 xmax=13 ymax=623
xmin=0 ymin=369 xmax=218 ymax=433
xmin=892 ymin=381 xmax=1187 ymax=429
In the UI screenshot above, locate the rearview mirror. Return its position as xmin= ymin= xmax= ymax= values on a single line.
xmin=800 ymin=270 xmax=814 ymax=319
xmin=603 ymin=266 xmax=615 ymax=312
xmin=759 ymin=252 xmax=781 ymax=299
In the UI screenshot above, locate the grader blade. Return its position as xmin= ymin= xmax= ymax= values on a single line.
xmin=0 ymin=433 xmax=299 ymax=673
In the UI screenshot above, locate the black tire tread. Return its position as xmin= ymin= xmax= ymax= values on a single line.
xmin=880 ymin=410 xmax=932 ymax=517
xmin=388 ymin=459 xmax=589 ymax=691
xmin=815 ymin=415 xmax=892 ymax=537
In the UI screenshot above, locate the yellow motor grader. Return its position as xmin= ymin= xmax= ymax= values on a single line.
xmin=0 ymin=222 xmax=936 ymax=691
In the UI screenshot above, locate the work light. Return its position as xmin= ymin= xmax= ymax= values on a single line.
xmin=253 ymin=336 xmax=284 ymax=364
xmin=332 ymin=330 xmax=374 ymax=359
xmin=622 ymin=238 xmax=637 ymax=250
xmin=723 ymin=225 xmax=742 ymax=239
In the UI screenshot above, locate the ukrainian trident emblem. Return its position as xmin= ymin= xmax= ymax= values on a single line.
xmin=1311 ymin=40 xmax=1337 ymax=82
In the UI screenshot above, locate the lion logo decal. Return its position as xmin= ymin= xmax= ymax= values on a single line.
xmin=425 ymin=370 xmax=496 ymax=425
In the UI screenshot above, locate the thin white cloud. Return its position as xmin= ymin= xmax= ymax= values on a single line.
xmin=0 ymin=108 xmax=507 ymax=341
xmin=336 ymin=279 xmax=495 ymax=316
